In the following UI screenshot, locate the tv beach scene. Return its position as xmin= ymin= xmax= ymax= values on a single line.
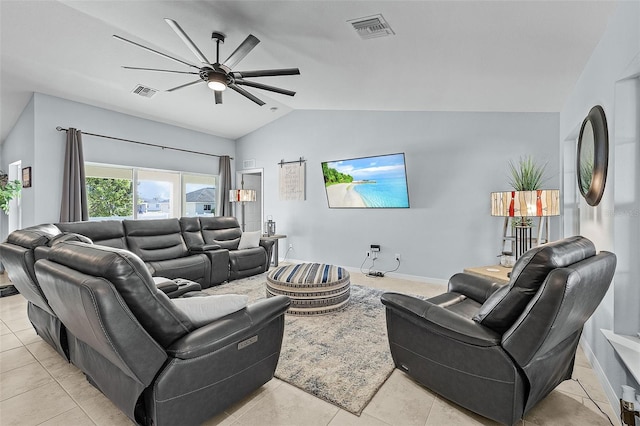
xmin=322 ymin=153 xmax=410 ymax=208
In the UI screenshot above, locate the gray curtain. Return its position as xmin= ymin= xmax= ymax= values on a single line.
xmin=218 ymin=155 xmax=232 ymax=216
xmin=59 ymin=128 xmax=88 ymax=222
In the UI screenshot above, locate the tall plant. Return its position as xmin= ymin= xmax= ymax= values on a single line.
xmin=0 ymin=173 xmax=22 ymax=214
xmin=508 ymin=155 xmax=548 ymax=191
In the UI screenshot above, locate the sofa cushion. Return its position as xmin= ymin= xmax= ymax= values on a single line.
xmin=45 ymin=241 xmax=194 ymax=347
xmin=179 ymin=217 xmax=206 ymax=249
xmin=7 ymin=224 xmax=61 ymax=249
xmin=238 ymin=231 xmax=261 ymax=249
xmin=171 ymin=295 xmax=248 ymax=327
xmin=47 ymin=232 xmax=93 ymax=247
xmin=473 ymin=236 xmax=596 ymax=333
xmin=198 ymin=216 xmax=241 ymax=250
xmin=56 ymin=220 xmax=127 ymax=249
xmin=124 ymin=219 xmax=189 ymax=261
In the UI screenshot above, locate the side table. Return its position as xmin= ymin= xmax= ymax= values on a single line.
xmin=260 ymin=234 xmax=287 ymax=267
xmin=463 ymin=265 xmax=511 ymax=284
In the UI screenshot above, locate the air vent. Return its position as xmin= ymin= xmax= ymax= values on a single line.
xmin=132 ymin=85 xmax=158 ymax=98
xmin=243 ymin=159 xmax=256 ymax=169
xmin=348 ymin=14 xmax=395 ymax=39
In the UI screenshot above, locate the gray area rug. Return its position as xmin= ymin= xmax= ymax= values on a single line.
xmin=204 ymin=273 xmax=395 ymax=415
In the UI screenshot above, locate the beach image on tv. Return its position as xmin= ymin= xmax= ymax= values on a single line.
xmin=322 ymin=153 xmax=410 ymax=208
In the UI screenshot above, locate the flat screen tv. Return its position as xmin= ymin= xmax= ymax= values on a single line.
xmin=321 ymin=153 xmax=410 ymax=208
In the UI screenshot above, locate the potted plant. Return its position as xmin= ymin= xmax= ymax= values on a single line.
xmin=0 ymin=172 xmax=22 ymax=214
xmin=508 ymin=156 xmax=547 ymax=227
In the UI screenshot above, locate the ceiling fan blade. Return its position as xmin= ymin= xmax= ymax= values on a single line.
xmin=164 ymin=18 xmax=210 ymax=65
xmin=113 ymin=35 xmax=199 ymax=70
xmin=235 ymin=79 xmax=295 ymax=97
xmin=232 ymin=68 xmax=300 ymax=78
xmin=122 ymin=66 xmax=199 ymax=75
xmin=214 ymin=91 xmax=223 ymax=104
xmin=222 ymin=35 xmax=260 ymax=70
xmin=167 ymin=79 xmax=204 ymax=92
xmin=229 ymin=84 xmax=265 ymax=106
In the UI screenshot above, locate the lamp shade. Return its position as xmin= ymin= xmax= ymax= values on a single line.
xmin=229 ymin=189 xmax=256 ymax=202
xmin=491 ymin=190 xmax=560 ymax=217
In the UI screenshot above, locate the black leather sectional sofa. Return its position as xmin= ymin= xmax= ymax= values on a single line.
xmin=0 ymin=217 xmax=287 ymax=426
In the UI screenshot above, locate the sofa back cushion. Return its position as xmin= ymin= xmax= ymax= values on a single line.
xmin=473 ymin=236 xmax=596 ymax=333
xmin=199 ymin=216 xmax=241 ymax=250
xmin=1 ymin=224 xmax=62 ymax=315
xmin=42 ymin=241 xmax=194 ymax=347
xmin=179 ymin=217 xmax=205 ymax=249
xmin=124 ymin=219 xmax=189 ymax=261
xmin=56 ymin=220 xmax=127 ymax=249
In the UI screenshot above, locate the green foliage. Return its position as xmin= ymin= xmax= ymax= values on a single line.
xmin=322 ymin=163 xmax=354 ymax=186
xmin=579 ymin=158 xmax=593 ymax=194
xmin=508 ymin=155 xmax=548 ymax=191
xmin=86 ymin=177 xmax=133 ymax=217
xmin=0 ymin=178 xmax=22 ymax=214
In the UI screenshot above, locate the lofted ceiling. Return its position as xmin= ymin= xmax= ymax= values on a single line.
xmin=0 ymin=1 xmax=616 ymax=143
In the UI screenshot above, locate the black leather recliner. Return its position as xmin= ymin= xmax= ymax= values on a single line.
xmin=381 ymin=236 xmax=616 ymax=425
xmin=35 ymin=241 xmax=290 ymax=426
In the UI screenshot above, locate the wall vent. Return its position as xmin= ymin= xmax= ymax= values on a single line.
xmin=132 ymin=84 xmax=158 ymax=98
xmin=243 ymin=159 xmax=256 ymax=169
xmin=348 ymin=14 xmax=395 ymax=40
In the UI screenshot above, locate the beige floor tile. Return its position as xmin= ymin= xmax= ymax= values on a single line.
xmin=39 ymin=406 xmax=96 ymax=426
xmin=0 ymin=345 xmax=37 ymax=373
xmin=40 ymin=353 xmax=80 ymax=381
xmin=425 ymin=397 xmax=503 ymax=425
xmin=0 ymin=332 xmax=23 ymax=352
xmin=58 ymin=369 xmax=103 ymax=403
xmin=582 ymin=396 xmax=620 ymax=425
xmin=25 ymin=340 xmax=60 ymax=362
xmin=201 ymin=411 xmax=240 ymax=426
xmin=363 ymin=370 xmax=436 ymax=426
xmin=328 ymin=409 xmax=391 ymax=425
xmin=233 ymin=382 xmax=339 ymax=426
xmin=574 ymin=346 xmax=591 ymax=368
xmin=571 ymin=367 xmax=610 ymax=403
xmin=0 ymin=381 xmax=77 ymax=426
xmin=0 ymin=320 xmax=11 ymax=335
xmin=224 ymin=377 xmax=284 ymax=418
xmin=0 ymin=361 xmax=54 ymax=400
xmin=14 ymin=326 xmax=42 ymax=346
xmin=79 ymin=392 xmax=135 ymax=425
xmin=3 ymin=315 xmax=33 ymax=332
xmin=525 ymin=390 xmax=611 ymax=426
xmin=0 ymin=293 xmax=26 ymax=309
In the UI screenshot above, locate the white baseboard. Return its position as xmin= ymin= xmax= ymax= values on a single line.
xmin=579 ymin=336 xmax=620 ymax=418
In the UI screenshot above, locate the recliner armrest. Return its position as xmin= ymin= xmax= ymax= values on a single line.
xmin=448 ymin=273 xmax=504 ymax=304
xmin=167 ymin=295 xmax=291 ymax=359
xmin=259 ymin=239 xmax=275 ymax=250
xmin=189 ymin=244 xmax=222 ymax=252
xmin=381 ymin=292 xmax=501 ymax=347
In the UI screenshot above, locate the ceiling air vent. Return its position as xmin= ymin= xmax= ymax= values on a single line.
xmin=132 ymin=84 xmax=158 ymax=98
xmin=348 ymin=14 xmax=395 ymax=40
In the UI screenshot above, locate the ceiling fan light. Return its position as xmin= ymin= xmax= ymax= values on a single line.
xmin=207 ymin=72 xmax=227 ymax=91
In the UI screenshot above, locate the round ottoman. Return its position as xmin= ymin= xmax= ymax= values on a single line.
xmin=266 ymin=263 xmax=350 ymax=315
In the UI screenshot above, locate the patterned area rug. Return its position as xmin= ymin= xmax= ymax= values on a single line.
xmin=204 ymin=273 xmax=395 ymax=415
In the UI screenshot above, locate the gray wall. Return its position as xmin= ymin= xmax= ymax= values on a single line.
xmin=0 ymin=93 xmax=236 ymax=240
xmin=559 ymin=0 xmax=640 ymax=410
xmin=236 ymin=110 xmax=560 ymax=282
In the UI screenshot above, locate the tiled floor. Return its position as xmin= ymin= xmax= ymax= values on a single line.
xmin=0 ymin=271 xmax=619 ymax=425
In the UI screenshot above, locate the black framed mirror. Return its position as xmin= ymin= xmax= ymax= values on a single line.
xmin=577 ymin=105 xmax=609 ymax=206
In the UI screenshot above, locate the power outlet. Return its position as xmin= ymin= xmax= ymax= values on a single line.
xmin=395 ymin=253 xmax=401 ymax=261
xmin=289 ymin=244 xmax=293 ymax=250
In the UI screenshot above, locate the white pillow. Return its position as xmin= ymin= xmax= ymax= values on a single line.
xmin=171 ymin=295 xmax=249 ymax=327
xmin=238 ymin=230 xmax=261 ymax=249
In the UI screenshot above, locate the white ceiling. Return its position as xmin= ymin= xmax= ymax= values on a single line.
xmin=0 ymin=1 xmax=616 ymax=143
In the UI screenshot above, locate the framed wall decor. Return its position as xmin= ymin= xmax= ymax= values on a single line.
xmin=22 ymin=167 xmax=32 ymax=188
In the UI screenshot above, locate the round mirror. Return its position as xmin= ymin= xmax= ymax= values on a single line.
xmin=577 ymin=105 xmax=608 ymax=206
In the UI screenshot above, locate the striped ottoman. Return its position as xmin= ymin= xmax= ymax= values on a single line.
xmin=266 ymin=263 xmax=350 ymax=316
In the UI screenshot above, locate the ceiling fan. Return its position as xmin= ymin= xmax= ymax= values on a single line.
xmin=114 ymin=18 xmax=300 ymax=106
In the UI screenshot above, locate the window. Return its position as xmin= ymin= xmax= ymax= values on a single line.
xmin=85 ymin=163 xmax=217 ymax=221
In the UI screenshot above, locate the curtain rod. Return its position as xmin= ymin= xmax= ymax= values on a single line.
xmin=55 ymin=127 xmax=232 ymax=159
